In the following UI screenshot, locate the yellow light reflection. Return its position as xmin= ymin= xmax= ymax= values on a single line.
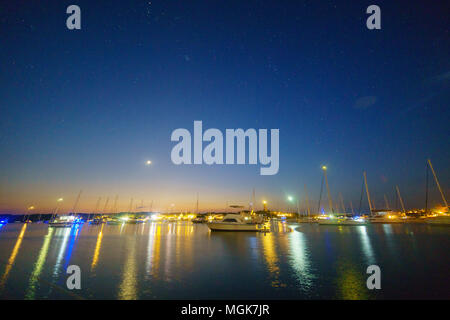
xmin=0 ymin=224 xmax=28 ymax=288
xmin=25 ymin=228 xmax=54 ymax=299
xmin=91 ymin=224 xmax=105 ymax=271
xmin=335 ymin=260 xmax=367 ymax=300
xmin=261 ymin=232 xmax=284 ymax=288
xmin=145 ymin=223 xmax=156 ymax=278
xmin=118 ymin=237 xmax=138 ymax=300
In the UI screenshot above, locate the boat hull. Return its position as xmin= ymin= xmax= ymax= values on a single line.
xmin=207 ymin=222 xmax=260 ymax=231
xmin=318 ymin=219 xmax=367 ymax=226
xmin=369 ymin=219 xmax=406 ymax=224
xmin=425 ymin=216 xmax=450 ymax=225
xmin=49 ymin=222 xmax=74 ymax=228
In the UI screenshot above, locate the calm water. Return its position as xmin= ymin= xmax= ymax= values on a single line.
xmin=0 ymin=221 xmax=448 ymax=299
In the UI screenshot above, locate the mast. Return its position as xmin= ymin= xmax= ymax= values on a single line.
xmin=350 ymin=201 xmax=355 ymax=215
xmin=102 ymin=197 xmax=110 ymax=215
xmin=71 ymin=190 xmax=82 ymax=216
xmin=358 ymin=178 xmax=364 ymax=214
xmin=323 ymin=167 xmax=334 ymax=213
xmin=396 ymin=186 xmax=406 ymax=214
xmin=196 ymin=192 xmax=199 ymax=214
xmin=128 ymin=198 xmax=134 ymax=214
xmin=425 ymin=162 xmax=429 ymax=214
xmin=384 ymin=194 xmax=390 ymax=210
xmin=428 ymin=159 xmax=448 ymax=209
xmin=90 ymin=197 xmax=101 ymax=220
xmin=113 ymin=195 xmax=119 ymax=215
xmin=363 ymin=171 xmax=373 ymax=215
xmin=252 ymin=188 xmax=255 ymax=212
xmin=317 ymin=173 xmax=324 ymax=214
xmin=304 ymin=184 xmax=311 ymax=217
xmin=339 ymin=193 xmax=346 ymax=214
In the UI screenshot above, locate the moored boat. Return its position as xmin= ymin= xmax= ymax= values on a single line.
xmin=425 ymin=215 xmax=450 ymax=226
xmin=192 ymin=216 xmax=207 ymax=223
xmin=49 ymin=215 xmax=76 ymax=228
xmin=369 ymin=215 xmax=407 ymax=224
xmin=89 ymin=218 xmax=104 ymax=225
xmin=206 ymin=214 xmax=261 ymax=231
xmin=318 ymin=216 xmax=367 ymax=226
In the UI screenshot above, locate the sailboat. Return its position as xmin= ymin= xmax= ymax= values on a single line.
xmin=317 ymin=168 xmax=368 ymax=226
xmin=317 ymin=216 xmax=367 ymax=225
xmin=49 ymin=215 xmax=77 ymax=228
xmin=49 ymin=190 xmax=83 ymax=228
xmin=424 ymin=159 xmax=450 ymax=225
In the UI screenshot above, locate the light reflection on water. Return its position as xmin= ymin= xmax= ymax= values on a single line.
xmin=118 ymin=235 xmax=137 ymax=300
xmin=358 ymin=226 xmax=375 ymax=265
xmin=289 ymin=230 xmax=315 ymax=292
xmin=0 ymin=223 xmax=27 ymax=289
xmin=0 ymin=221 xmax=448 ymax=299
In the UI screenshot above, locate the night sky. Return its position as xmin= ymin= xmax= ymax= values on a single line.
xmin=0 ymin=1 xmax=448 ymax=213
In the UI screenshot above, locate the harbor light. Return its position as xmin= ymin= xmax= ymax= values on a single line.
xmin=322 ymin=166 xmax=327 ymax=171
xmin=146 ymin=160 xmax=152 ymax=165
xmin=287 ymin=196 xmax=293 ymax=202
xmin=57 ymin=198 xmax=63 ymax=202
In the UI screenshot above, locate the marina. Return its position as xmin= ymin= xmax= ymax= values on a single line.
xmin=1 ymin=1 xmax=448 ymax=305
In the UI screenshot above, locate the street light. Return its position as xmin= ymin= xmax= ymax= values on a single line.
xmin=52 ymin=198 xmax=64 ymax=220
xmin=146 ymin=160 xmax=152 ymax=165
xmin=24 ymin=205 xmax=35 ymax=222
xmin=262 ymin=200 xmax=268 ymax=212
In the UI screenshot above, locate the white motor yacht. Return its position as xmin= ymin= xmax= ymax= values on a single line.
xmin=206 ymin=214 xmax=261 ymax=231
xmin=49 ymin=215 xmax=76 ymax=228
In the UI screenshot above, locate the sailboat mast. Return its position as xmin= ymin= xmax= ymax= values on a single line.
xmin=113 ymin=195 xmax=119 ymax=215
xmin=252 ymin=188 xmax=255 ymax=212
xmin=363 ymin=171 xmax=373 ymax=215
xmin=304 ymin=184 xmax=311 ymax=217
xmin=317 ymin=174 xmax=324 ymax=214
xmin=323 ymin=167 xmax=333 ymax=213
xmin=129 ymin=198 xmax=134 ymax=214
xmin=102 ymin=197 xmax=110 ymax=214
xmin=396 ymin=186 xmax=406 ymax=214
xmin=91 ymin=196 xmax=101 ymax=220
xmin=425 ymin=163 xmax=429 ymax=214
xmin=384 ymin=194 xmax=390 ymax=210
xmin=196 ymin=192 xmax=199 ymax=214
xmin=428 ymin=159 xmax=448 ymax=209
xmin=339 ymin=193 xmax=345 ymax=214
xmin=71 ymin=190 xmax=82 ymax=216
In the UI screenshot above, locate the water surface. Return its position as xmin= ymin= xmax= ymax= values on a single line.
xmin=0 ymin=221 xmax=448 ymax=299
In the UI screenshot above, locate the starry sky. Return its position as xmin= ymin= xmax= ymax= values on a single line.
xmin=0 ymin=0 xmax=449 ymax=213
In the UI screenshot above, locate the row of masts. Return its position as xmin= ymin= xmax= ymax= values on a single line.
xmin=251 ymin=159 xmax=446 ymax=216
xmin=25 ymin=159 xmax=447 ymax=219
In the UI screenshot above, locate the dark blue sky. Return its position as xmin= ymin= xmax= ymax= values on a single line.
xmin=0 ymin=0 xmax=448 ymax=213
